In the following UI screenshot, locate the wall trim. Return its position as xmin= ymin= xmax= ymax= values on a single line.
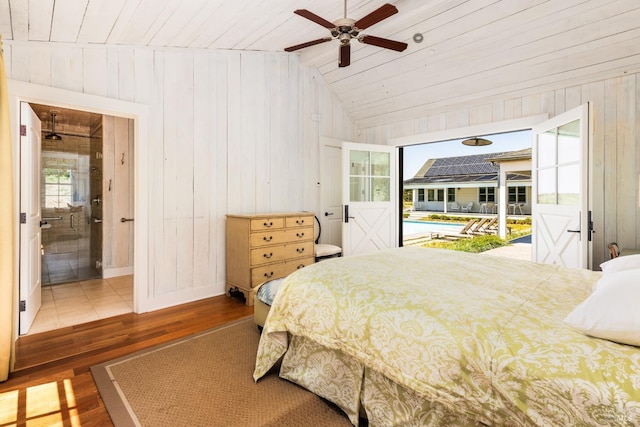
xmin=390 ymin=114 xmax=550 ymax=146
xmin=7 ymin=80 xmax=150 ymax=328
xmin=103 ymin=266 xmax=134 ymax=279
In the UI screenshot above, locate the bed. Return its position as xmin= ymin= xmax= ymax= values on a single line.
xmin=253 ymin=247 xmax=640 ymax=426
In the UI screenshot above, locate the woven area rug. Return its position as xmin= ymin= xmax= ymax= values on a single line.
xmin=91 ymin=317 xmax=351 ymax=427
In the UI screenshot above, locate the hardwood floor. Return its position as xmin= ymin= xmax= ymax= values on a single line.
xmin=0 ymin=295 xmax=253 ymax=426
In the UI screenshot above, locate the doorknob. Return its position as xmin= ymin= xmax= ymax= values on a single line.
xmin=344 ymin=205 xmax=355 ymax=223
xmin=567 ymin=229 xmax=580 ymax=233
xmin=324 ymin=212 xmax=334 ymax=216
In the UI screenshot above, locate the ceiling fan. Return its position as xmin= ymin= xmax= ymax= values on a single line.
xmin=284 ymin=1 xmax=408 ymax=68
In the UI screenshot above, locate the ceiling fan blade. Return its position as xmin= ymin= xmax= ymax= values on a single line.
xmin=285 ymin=37 xmax=332 ymax=52
xmin=354 ymin=4 xmax=398 ymax=30
xmin=294 ymin=9 xmax=335 ymax=29
xmin=339 ymin=43 xmax=351 ymax=68
xmin=359 ymin=35 xmax=408 ymax=52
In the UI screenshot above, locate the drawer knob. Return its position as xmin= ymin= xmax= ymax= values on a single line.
xmin=296 ymin=232 xmax=305 ymax=238
xmin=264 ymin=271 xmax=274 ymax=278
xmin=263 ymin=252 xmax=273 ymax=259
xmin=296 ymin=247 xmax=305 ymax=253
xmin=297 ymin=264 xmax=305 ymax=269
xmin=296 ymin=219 xmax=305 ymax=224
xmin=263 ymin=221 xmax=273 ymax=227
xmin=263 ymin=236 xmax=273 ymax=242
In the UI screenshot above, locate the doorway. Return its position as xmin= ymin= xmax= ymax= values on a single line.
xmin=22 ymin=103 xmax=135 ymax=335
xmin=401 ymin=130 xmax=532 ymax=244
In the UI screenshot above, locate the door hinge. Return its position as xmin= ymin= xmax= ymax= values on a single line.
xmin=20 ymin=212 xmax=26 ymax=224
xmin=20 ymin=125 xmax=27 ymax=136
xmin=19 ymin=300 xmax=26 ymax=312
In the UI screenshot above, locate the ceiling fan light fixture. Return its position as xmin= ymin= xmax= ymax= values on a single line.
xmin=284 ymin=1 xmax=407 ymax=67
xmin=461 ymin=137 xmax=492 ymax=147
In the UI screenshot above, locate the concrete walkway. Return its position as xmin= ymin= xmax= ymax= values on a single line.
xmin=480 ymin=235 xmax=532 ymax=261
xmin=479 ymin=242 xmax=532 ymax=261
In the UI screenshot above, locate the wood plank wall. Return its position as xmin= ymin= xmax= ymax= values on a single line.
xmin=101 ymin=115 xmax=134 ymax=275
xmin=358 ymin=76 xmax=640 ymax=269
xmin=5 ymin=41 xmax=356 ymax=311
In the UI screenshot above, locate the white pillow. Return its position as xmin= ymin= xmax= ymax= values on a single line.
xmin=564 ymin=269 xmax=640 ymax=346
xmin=599 ymin=254 xmax=640 ymax=274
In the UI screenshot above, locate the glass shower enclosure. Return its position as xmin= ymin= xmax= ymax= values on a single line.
xmin=40 ymin=130 xmax=103 ymax=285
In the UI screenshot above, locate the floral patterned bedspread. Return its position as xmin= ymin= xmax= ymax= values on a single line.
xmin=254 ymin=247 xmax=640 ymax=426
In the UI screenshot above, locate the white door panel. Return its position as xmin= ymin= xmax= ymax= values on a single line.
xmin=19 ymin=102 xmax=42 ymax=334
xmin=532 ymin=104 xmax=591 ymax=269
xmin=319 ymin=139 xmax=343 ymax=247
xmin=342 ymin=143 xmax=397 ymax=256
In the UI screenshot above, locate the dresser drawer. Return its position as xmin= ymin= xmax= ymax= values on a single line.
xmin=285 ymin=215 xmax=314 ymax=228
xmin=250 ymin=241 xmax=314 ymax=266
xmin=250 ymin=226 xmax=313 ymax=247
xmin=250 ymin=217 xmax=285 ymax=231
xmin=251 ymin=256 xmax=315 ymax=286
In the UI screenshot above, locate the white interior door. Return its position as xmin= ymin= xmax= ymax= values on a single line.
xmin=19 ymin=102 xmax=42 ymax=334
xmin=532 ymin=104 xmax=591 ymax=269
xmin=319 ymin=138 xmax=344 ymax=246
xmin=342 ymin=142 xmax=397 ymax=256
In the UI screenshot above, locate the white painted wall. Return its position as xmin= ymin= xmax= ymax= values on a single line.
xmin=6 ymin=41 xmax=355 ymax=312
xmin=358 ymin=77 xmax=640 ymax=269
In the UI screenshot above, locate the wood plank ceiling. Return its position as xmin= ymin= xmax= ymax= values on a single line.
xmin=2 ymin=0 xmax=640 ymax=129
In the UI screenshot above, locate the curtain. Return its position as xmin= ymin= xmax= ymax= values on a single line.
xmin=0 ymin=35 xmax=16 ymax=381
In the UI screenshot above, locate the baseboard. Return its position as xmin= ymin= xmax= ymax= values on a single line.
xmin=103 ymin=266 xmax=134 ymax=278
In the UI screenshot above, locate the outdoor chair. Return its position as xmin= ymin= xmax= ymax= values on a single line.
xmin=450 ymin=202 xmax=461 ymax=212
xmin=468 ymin=217 xmax=491 ymax=235
xmin=482 ymin=217 xmax=498 ymax=234
xmin=462 ymin=202 xmax=473 ymax=213
xmin=435 ymin=219 xmax=477 ymax=240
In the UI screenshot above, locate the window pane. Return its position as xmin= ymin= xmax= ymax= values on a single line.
xmin=537 ymin=168 xmax=556 ymax=204
xmin=58 ymin=185 xmax=72 ymax=196
xmin=372 ymin=178 xmax=390 ymax=201
xmin=437 ymin=189 xmax=444 ymax=201
xmin=447 ymin=188 xmax=455 ymax=202
xmin=350 ymin=177 xmax=369 ymax=202
xmin=58 ymin=171 xmax=72 ymax=184
xmin=557 ymin=120 xmax=580 ymax=164
xmin=537 ymin=130 xmax=556 ymax=167
xmin=45 ymin=184 xmax=59 ymax=196
xmin=370 ymin=152 xmax=390 ymax=176
xmin=558 ymin=164 xmax=580 ymax=205
xmin=350 ymin=151 xmax=369 ymax=176
xmin=44 ymin=169 xmax=59 ymax=183
xmin=428 ymin=189 xmax=435 ymax=201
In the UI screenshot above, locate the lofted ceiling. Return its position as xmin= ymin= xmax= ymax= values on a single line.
xmin=2 ymin=0 xmax=640 ymax=128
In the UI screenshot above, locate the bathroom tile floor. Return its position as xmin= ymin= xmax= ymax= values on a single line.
xmin=27 ymin=275 xmax=133 ymax=335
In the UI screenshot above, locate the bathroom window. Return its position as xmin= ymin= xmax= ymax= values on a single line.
xmin=44 ymin=168 xmax=73 ymax=208
xmin=42 ymin=152 xmax=89 ymax=209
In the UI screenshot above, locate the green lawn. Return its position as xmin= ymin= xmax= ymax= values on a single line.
xmin=416 ymin=215 xmax=532 ymax=253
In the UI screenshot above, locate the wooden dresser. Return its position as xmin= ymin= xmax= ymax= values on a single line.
xmin=225 ymin=212 xmax=315 ymax=305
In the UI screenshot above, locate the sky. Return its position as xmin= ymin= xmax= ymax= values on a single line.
xmin=402 ymin=130 xmax=532 ymax=178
